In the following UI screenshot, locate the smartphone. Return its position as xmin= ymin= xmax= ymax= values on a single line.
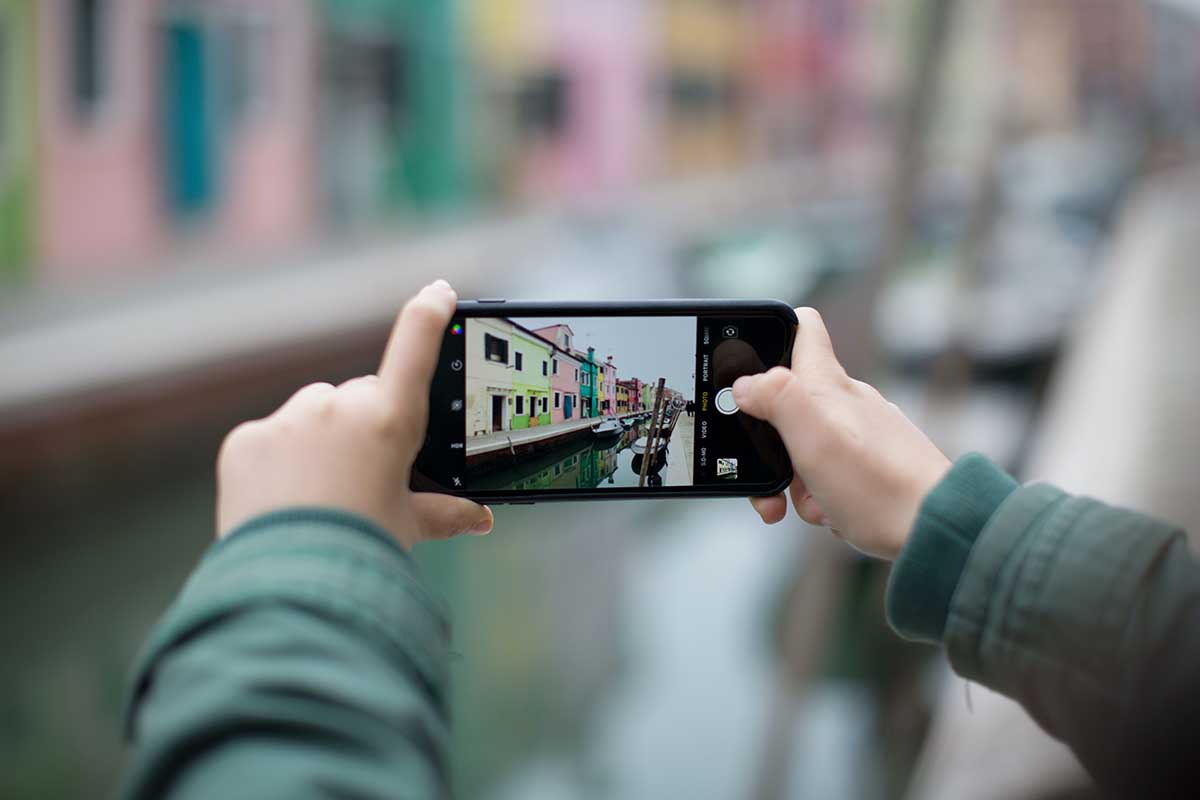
xmin=411 ymin=300 xmax=796 ymax=502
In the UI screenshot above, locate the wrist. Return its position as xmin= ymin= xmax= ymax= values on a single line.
xmin=885 ymin=453 xmax=1018 ymax=642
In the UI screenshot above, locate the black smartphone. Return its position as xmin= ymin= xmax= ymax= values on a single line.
xmin=411 ymin=300 xmax=796 ymax=503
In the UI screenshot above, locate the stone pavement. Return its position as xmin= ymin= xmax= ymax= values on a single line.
xmin=664 ymin=414 xmax=695 ymax=485
xmin=466 ymin=412 xmax=644 ymax=457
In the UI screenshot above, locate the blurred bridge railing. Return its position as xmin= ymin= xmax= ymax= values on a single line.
xmin=905 ymin=165 xmax=1200 ymax=800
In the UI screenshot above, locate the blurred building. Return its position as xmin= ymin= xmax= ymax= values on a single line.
xmin=656 ymin=0 xmax=754 ymax=176
xmin=0 ymin=0 xmax=36 ymax=286
xmin=38 ymin=0 xmax=165 ymax=282
xmin=1005 ymin=0 xmax=1150 ymax=133
xmin=748 ymin=0 xmax=875 ymax=159
xmin=464 ymin=0 xmax=653 ymax=205
xmin=36 ymin=1 xmax=319 ymax=283
xmin=317 ymin=0 xmax=467 ymax=225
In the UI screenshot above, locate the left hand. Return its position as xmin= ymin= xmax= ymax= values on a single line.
xmin=215 ymin=280 xmax=493 ymax=549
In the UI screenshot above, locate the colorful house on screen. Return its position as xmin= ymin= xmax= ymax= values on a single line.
xmin=600 ymin=356 xmax=618 ymax=415
xmin=596 ymin=364 xmax=607 ymax=416
xmin=615 ymin=381 xmax=628 ymax=413
xmin=465 ymin=317 xmax=516 ymax=437
xmin=619 ymin=378 xmax=642 ymax=412
xmin=643 ymin=380 xmax=661 ymax=411
xmin=511 ymin=324 xmax=552 ymax=428
xmin=532 ymin=324 xmax=583 ymax=423
xmin=0 ymin=0 xmax=36 ymax=287
xmin=573 ymin=346 xmax=599 ymax=418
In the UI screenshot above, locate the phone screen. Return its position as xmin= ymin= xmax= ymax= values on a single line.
xmin=413 ymin=303 xmax=794 ymax=500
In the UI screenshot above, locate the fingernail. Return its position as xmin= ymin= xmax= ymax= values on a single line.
xmin=818 ymin=516 xmax=832 ymax=528
xmin=432 ymin=279 xmax=452 ymax=291
xmin=470 ymin=515 xmax=493 ymax=535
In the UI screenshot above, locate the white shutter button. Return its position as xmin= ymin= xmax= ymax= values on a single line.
xmin=715 ymin=387 xmax=739 ymax=415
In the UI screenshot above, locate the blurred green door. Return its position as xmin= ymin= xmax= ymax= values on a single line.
xmin=163 ymin=21 xmax=215 ymax=219
xmin=0 ymin=0 xmax=35 ymax=286
xmin=317 ymin=0 xmax=467 ymax=222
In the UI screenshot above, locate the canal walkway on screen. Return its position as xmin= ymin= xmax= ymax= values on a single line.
xmin=466 ymin=411 xmax=648 ymax=458
xmin=664 ymin=413 xmax=695 ymax=484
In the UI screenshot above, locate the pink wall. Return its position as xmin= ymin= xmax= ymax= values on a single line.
xmin=38 ymin=0 xmax=165 ymax=283
xmin=603 ymin=357 xmax=617 ymax=415
xmin=533 ymin=324 xmax=583 ymax=423
xmin=37 ymin=1 xmax=317 ymax=285
xmin=525 ymin=0 xmax=652 ymax=201
xmin=217 ymin=2 xmax=316 ymax=253
xmin=548 ymin=350 xmax=581 ymax=423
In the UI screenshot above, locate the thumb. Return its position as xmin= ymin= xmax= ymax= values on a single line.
xmin=731 ymin=366 xmax=804 ymax=427
xmin=410 ymin=493 xmax=494 ymax=541
xmin=731 ymin=366 xmax=815 ymax=461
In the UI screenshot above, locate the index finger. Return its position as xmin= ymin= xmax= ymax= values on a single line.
xmin=378 ymin=281 xmax=458 ymax=403
xmin=791 ymin=307 xmax=838 ymax=370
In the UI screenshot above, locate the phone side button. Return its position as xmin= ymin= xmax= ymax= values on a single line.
xmin=478 ymin=298 xmax=506 ymax=303
xmin=509 ymin=500 xmax=535 ymax=505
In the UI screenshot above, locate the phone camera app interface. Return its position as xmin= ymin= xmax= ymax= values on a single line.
xmin=423 ymin=313 xmax=790 ymax=495
xmin=457 ymin=316 xmax=696 ymax=491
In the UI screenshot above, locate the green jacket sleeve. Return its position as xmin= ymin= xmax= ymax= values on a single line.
xmin=886 ymin=454 xmax=1200 ymax=792
xmin=120 ymin=508 xmax=452 ymax=799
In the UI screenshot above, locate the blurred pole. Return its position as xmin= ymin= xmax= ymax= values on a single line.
xmin=750 ymin=2 xmax=961 ymax=798
xmin=638 ymin=379 xmax=666 ymax=487
xmin=857 ymin=0 xmax=962 ymax=375
xmin=749 ymin=533 xmax=849 ymax=800
xmin=927 ymin=118 xmax=1008 ymax=441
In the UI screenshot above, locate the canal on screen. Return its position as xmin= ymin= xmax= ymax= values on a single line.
xmin=473 ymin=422 xmax=677 ymax=491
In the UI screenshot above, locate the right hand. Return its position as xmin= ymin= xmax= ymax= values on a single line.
xmin=733 ymin=309 xmax=951 ymax=560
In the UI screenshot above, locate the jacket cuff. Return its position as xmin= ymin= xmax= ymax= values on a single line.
xmin=885 ymin=453 xmax=1018 ymax=643
xmin=125 ymin=507 xmax=448 ymax=737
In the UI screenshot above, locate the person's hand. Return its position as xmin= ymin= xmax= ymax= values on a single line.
xmin=734 ymin=309 xmax=950 ymax=560
xmin=216 ymin=280 xmax=493 ymax=549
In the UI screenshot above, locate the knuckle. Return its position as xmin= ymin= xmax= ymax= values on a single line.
xmin=851 ymin=377 xmax=879 ymax=398
xmin=338 ymin=374 xmax=379 ymax=390
xmin=403 ymin=296 xmax=447 ymax=328
xmin=759 ymin=366 xmax=798 ymax=414
xmin=794 ymin=307 xmax=826 ymax=331
xmin=218 ymin=421 xmax=262 ymax=468
xmin=285 ymin=382 xmax=336 ymax=417
xmin=360 ymin=396 xmax=406 ymax=438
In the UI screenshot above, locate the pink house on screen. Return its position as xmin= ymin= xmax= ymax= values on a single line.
xmin=533 ymin=324 xmax=583 ymax=423
xmin=602 ymin=355 xmax=618 ymax=415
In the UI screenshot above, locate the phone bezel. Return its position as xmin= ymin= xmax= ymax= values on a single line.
xmin=415 ymin=298 xmax=797 ymax=503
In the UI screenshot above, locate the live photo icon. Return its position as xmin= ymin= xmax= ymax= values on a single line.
xmin=717 ymin=458 xmax=738 ymax=478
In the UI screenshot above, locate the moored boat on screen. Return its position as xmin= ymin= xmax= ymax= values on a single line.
xmin=592 ymin=418 xmax=623 ymax=437
xmin=630 ymin=436 xmax=668 ymax=456
xmin=630 ymin=451 xmax=666 ymax=476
